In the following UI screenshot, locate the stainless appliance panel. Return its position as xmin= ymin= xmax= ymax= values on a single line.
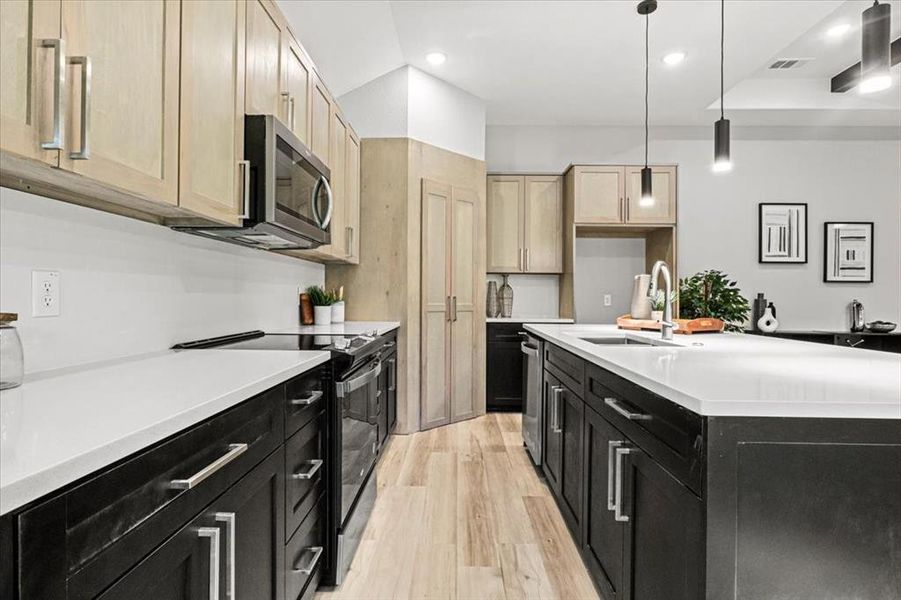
xmin=522 ymin=335 xmax=543 ymax=466
xmin=337 ymin=358 xmax=380 ymax=524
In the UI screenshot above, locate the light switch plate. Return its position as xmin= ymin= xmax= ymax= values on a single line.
xmin=603 ymin=294 xmax=612 ymax=307
xmin=32 ymin=270 xmax=60 ymax=317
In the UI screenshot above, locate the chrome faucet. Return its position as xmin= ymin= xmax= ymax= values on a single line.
xmin=648 ymin=260 xmax=675 ymax=340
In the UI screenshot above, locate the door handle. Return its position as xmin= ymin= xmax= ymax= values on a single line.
xmin=388 ymin=357 xmax=397 ymax=391
xmin=291 ymin=459 xmax=324 ymax=480
xmin=605 ymin=397 xmax=652 ymax=421
xmin=452 ymin=296 xmax=458 ymax=322
xmin=614 ymin=447 xmax=632 ymax=522
xmin=446 ymin=296 xmax=451 ymax=322
xmin=551 ymin=386 xmax=563 ymax=433
xmin=171 ymin=443 xmax=248 ymax=489
xmin=67 ymin=56 xmax=91 ymax=159
xmin=238 ymin=159 xmax=250 ymax=219
xmin=607 ymin=440 xmax=624 ymax=511
xmin=292 ymin=546 xmax=324 ymax=575
xmin=525 ymin=248 xmax=530 ymax=271
xmin=214 ymin=512 xmax=236 ymax=600
xmin=281 ymin=91 xmax=291 ymax=124
xmin=291 ymin=390 xmax=323 ymax=406
xmin=519 ymin=247 xmax=524 ymax=271
xmin=290 ymin=95 xmax=296 ymax=131
xmin=40 ymin=39 xmax=66 ymax=150
xmin=346 ymin=226 xmax=353 ymax=257
xmin=197 ymin=527 xmax=220 ymax=600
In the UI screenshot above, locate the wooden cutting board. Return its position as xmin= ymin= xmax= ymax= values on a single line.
xmin=616 ymin=315 xmax=724 ymax=335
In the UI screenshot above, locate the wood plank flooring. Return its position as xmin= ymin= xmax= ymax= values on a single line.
xmin=316 ymin=413 xmax=599 ymax=600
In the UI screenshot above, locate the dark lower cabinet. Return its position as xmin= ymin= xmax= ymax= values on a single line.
xmin=487 ymin=323 xmax=525 ymax=411
xmin=542 ymin=372 xmax=563 ymax=493
xmin=542 ymin=370 xmax=583 ymax=542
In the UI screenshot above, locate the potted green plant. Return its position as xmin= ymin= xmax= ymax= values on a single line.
xmin=306 ymin=285 xmax=336 ymax=325
xmin=678 ymin=270 xmax=750 ymax=332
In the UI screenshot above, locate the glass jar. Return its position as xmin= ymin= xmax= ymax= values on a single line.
xmin=0 ymin=313 xmax=24 ymax=390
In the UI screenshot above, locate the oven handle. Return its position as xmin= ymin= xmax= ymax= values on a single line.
xmin=335 ymin=360 xmax=381 ymax=398
xmin=312 ymin=175 xmax=334 ymax=230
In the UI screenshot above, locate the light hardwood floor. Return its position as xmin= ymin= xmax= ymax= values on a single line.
xmin=316 ymin=413 xmax=599 ymax=600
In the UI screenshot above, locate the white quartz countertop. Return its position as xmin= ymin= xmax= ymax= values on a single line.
xmin=487 ymin=317 xmax=575 ymax=324
xmin=524 ymin=324 xmax=901 ymax=420
xmin=270 ymin=321 xmax=400 ymax=336
xmin=0 ymin=349 xmax=330 ymax=515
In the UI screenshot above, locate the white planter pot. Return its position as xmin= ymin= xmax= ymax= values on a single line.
xmin=651 ymin=310 xmax=664 ymax=322
xmin=331 ymin=301 xmax=345 ymax=323
xmin=313 ymin=306 xmax=332 ymax=326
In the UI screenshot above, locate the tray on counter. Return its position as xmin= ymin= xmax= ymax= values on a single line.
xmin=616 ymin=315 xmax=724 ymax=335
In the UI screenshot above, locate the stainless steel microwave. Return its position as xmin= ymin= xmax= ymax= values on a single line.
xmin=175 ymin=115 xmax=333 ymax=250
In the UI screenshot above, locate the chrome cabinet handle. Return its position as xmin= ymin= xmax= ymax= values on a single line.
xmin=388 ymin=357 xmax=397 ymax=391
xmin=197 ymin=527 xmax=221 ymax=600
xmin=281 ymin=91 xmax=291 ymax=124
xmin=607 ymin=440 xmax=624 ymax=511
xmin=290 ymin=95 xmax=296 ymax=131
xmin=525 ymin=248 xmax=530 ymax=272
xmin=614 ymin=447 xmax=632 ymax=522
xmin=40 ymin=39 xmax=66 ymax=150
xmin=446 ymin=297 xmax=451 ymax=322
xmin=214 ymin=512 xmax=236 ymax=600
xmin=171 ymin=443 xmax=248 ymax=489
xmin=291 ymin=459 xmax=323 ymax=480
xmin=519 ymin=247 xmax=524 ymax=271
xmin=452 ymin=296 xmax=458 ymax=322
xmin=551 ymin=386 xmax=563 ymax=433
xmin=290 ymin=390 xmax=323 ymax=406
xmin=238 ymin=159 xmax=250 ymax=219
xmin=520 ymin=342 xmax=539 ymax=358
xmin=292 ymin=546 xmax=324 ymax=575
xmin=345 ymin=225 xmax=352 ymax=257
xmin=67 ymin=56 xmax=91 ymax=159
xmin=605 ymin=397 xmax=652 ymax=421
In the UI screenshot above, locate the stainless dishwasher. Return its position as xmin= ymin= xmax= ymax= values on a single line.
xmin=521 ymin=334 xmax=543 ymax=466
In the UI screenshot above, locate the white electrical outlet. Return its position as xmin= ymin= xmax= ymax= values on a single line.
xmin=603 ymin=294 xmax=612 ymax=307
xmin=32 ymin=270 xmax=60 ymax=317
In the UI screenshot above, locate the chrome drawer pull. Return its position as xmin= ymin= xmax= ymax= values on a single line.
xmin=171 ymin=443 xmax=248 ymax=489
xmin=614 ymin=447 xmax=632 ymax=522
xmin=291 ymin=459 xmax=323 ymax=480
xmin=605 ymin=397 xmax=652 ymax=421
xmin=551 ymin=386 xmax=564 ymax=433
xmin=607 ymin=441 xmax=624 ymax=511
xmin=292 ymin=546 xmax=324 ymax=575
xmin=291 ymin=390 xmax=323 ymax=406
xmin=214 ymin=512 xmax=236 ymax=600
xmin=68 ymin=56 xmax=91 ymax=159
xmin=40 ymin=39 xmax=66 ymax=150
xmin=197 ymin=527 xmax=220 ymax=600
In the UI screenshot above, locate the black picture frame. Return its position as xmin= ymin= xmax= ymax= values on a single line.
xmin=823 ymin=222 xmax=874 ymax=283
xmin=758 ymin=203 xmax=808 ymax=264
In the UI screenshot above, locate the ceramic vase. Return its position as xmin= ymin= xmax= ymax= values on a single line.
xmin=331 ymin=301 xmax=345 ymax=323
xmin=630 ymin=274 xmax=652 ymax=319
xmin=651 ymin=310 xmax=664 ymax=322
xmin=313 ymin=305 xmax=332 ymax=326
xmin=757 ymin=304 xmax=779 ymax=333
xmin=499 ymin=275 xmax=514 ymax=318
xmin=486 ymin=281 xmax=500 ymax=318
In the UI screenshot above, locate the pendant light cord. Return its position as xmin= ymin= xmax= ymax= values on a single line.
xmin=720 ymin=0 xmax=725 ymax=119
xmin=645 ymin=12 xmax=649 ymax=168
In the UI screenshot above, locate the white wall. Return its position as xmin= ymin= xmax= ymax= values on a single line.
xmin=487 ymin=125 xmax=901 ymax=330
xmin=338 ymin=66 xmax=486 ymax=160
xmin=0 ymin=188 xmax=324 ymax=374
xmin=575 ymin=238 xmax=646 ymax=324
xmin=486 ymin=274 xmax=559 ymax=318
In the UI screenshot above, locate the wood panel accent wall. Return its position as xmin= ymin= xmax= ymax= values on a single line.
xmin=326 ymin=138 xmax=486 ymax=434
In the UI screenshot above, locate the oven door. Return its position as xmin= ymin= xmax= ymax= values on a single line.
xmin=335 ymin=358 xmax=380 ymax=524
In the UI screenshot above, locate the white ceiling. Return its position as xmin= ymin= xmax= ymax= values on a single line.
xmin=280 ymin=0 xmax=901 ymax=127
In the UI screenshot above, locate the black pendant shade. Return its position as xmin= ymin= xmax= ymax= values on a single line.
xmin=640 ymin=166 xmax=653 ymax=204
xmin=638 ymin=0 xmax=656 ymax=205
xmin=860 ymin=1 xmax=892 ymax=94
xmin=713 ymin=117 xmax=731 ymax=172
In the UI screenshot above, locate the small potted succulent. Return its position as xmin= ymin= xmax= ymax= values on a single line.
xmin=306 ymin=285 xmax=337 ymax=325
xmin=650 ymin=290 xmax=677 ymax=322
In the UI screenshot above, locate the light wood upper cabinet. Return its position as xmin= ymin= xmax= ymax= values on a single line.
xmin=625 ymin=165 xmax=676 ymax=224
xmin=319 ymin=108 xmax=346 ymax=257
xmin=244 ymin=0 xmax=282 ymax=118
xmin=178 ymin=0 xmax=245 ymax=225
xmin=486 ymin=175 xmax=525 ymax=272
xmin=0 ymin=0 xmax=61 ymax=166
xmin=282 ymin=35 xmax=311 ymax=144
xmin=59 ymin=0 xmax=180 ymax=205
xmin=573 ymin=166 xmax=624 ymax=224
xmin=524 ymin=175 xmax=563 ymax=273
xmin=310 ymin=75 xmax=332 ymax=167
xmin=345 ymin=129 xmax=361 ymax=264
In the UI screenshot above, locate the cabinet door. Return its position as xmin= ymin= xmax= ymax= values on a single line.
xmin=282 ymin=35 xmax=310 ymax=143
xmin=574 ymin=166 xmax=624 ymax=224
xmin=486 ymin=175 xmax=524 ymax=272
xmin=622 ymin=449 xmax=703 ymax=600
xmin=625 ymin=166 xmax=676 ymax=224
xmin=245 ymin=0 xmax=283 ymax=118
xmin=309 ymin=75 xmax=331 ymax=167
xmin=582 ymin=407 xmax=628 ymax=600
xmin=524 ymin=175 xmax=563 ymax=273
xmin=319 ymin=108 xmax=346 ymax=259
xmin=420 ymin=179 xmax=452 ymax=430
xmin=543 ymin=371 xmax=563 ymax=494
xmin=60 ymin=0 xmax=180 ymax=204
xmin=560 ymin=386 xmax=584 ymax=541
xmin=179 ymin=0 xmax=245 ymax=225
xmin=344 ymin=129 xmax=361 ymax=264
xmin=486 ymin=340 xmax=524 ymax=411
xmin=450 ymin=185 xmax=478 ymax=423
xmin=0 ymin=0 xmax=61 ymax=165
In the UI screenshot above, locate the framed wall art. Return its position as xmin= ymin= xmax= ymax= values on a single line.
xmin=824 ymin=222 xmax=874 ymax=283
xmin=758 ymin=203 xmax=808 ymax=263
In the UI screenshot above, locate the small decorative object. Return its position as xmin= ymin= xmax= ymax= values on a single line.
xmin=865 ymin=320 xmax=897 ymax=334
xmin=306 ymin=285 xmax=336 ymax=326
xmin=679 ymin=269 xmax=750 ymax=332
xmin=849 ymin=299 xmax=865 ymax=332
xmin=757 ymin=302 xmax=779 ymax=333
xmin=759 ymin=203 xmax=807 ymax=263
xmin=499 ymin=275 xmax=513 ymax=318
xmin=0 ymin=312 xmax=24 ymax=390
xmin=630 ymin=274 xmax=652 ymax=320
xmin=486 ymin=280 xmax=500 ymax=318
xmin=331 ymin=286 xmax=346 ymax=323
xmin=824 ymin=222 xmax=874 ymax=283
xmin=649 ymin=289 xmax=675 ymax=323
xmin=299 ymin=293 xmax=314 ymax=325
xmin=751 ymin=292 xmax=768 ymax=331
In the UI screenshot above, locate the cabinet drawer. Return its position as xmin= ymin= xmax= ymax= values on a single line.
xmin=585 ymin=364 xmax=705 ymax=495
xmin=286 ymin=495 xmax=326 ymax=600
xmin=488 ymin=322 xmax=526 ymax=343
xmin=286 ymin=366 xmax=329 ymax=438
xmin=58 ymin=386 xmax=284 ymax=598
xmin=544 ymin=343 xmax=585 ymax=397
xmin=286 ymin=410 xmax=326 ymax=540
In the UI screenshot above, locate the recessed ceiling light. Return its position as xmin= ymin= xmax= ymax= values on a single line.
xmin=426 ymin=52 xmax=446 ymax=66
xmin=826 ymin=23 xmax=851 ymax=38
xmin=662 ymin=51 xmax=685 ymax=66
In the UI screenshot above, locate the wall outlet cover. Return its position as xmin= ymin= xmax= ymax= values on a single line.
xmin=32 ymin=270 xmax=60 ymax=317
xmin=604 ymin=294 xmax=612 ymax=307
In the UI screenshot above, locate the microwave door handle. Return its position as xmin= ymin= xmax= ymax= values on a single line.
xmin=312 ymin=175 xmax=334 ymax=230
xmin=311 ymin=176 xmax=323 ymax=226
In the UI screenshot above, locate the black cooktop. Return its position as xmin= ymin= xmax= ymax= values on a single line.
xmin=172 ymin=330 xmax=379 ymax=354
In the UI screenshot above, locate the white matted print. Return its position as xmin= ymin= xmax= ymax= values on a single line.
xmin=758 ymin=203 xmax=807 ymax=263
xmin=824 ymin=222 xmax=874 ymax=283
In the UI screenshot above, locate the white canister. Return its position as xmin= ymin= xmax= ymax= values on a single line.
xmin=331 ymin=301 xmax=345 ymax=323
xmin=630 ymin=274 xmax=652 ymax=319
xmin=314 ymin=305 xmax=332 ymax=326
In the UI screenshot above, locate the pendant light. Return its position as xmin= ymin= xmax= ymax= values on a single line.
xmin=860 ymin=1 xmax=892 ymax=94
xmin=637 ymin=0 xmax=657 ymax=206
xmin=713 ymin=0 xmax=732 ymax=173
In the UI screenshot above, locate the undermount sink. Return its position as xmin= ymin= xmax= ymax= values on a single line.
xmin=581 ymin=337 xmax=655 ymax=346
